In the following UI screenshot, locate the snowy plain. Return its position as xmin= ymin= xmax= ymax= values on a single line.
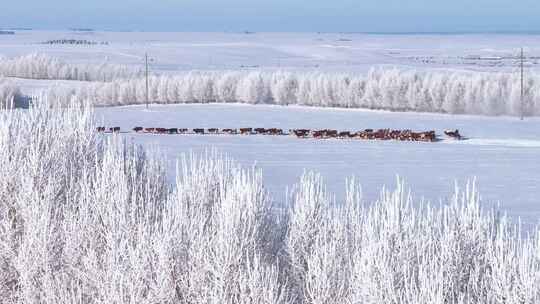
xmin=2 ymin=30 xmax=539 ymax=228
xmin=95 ymin=103 xmax=540 ymax=229
xmin=1 ymin=30 xmax=540 ymax=73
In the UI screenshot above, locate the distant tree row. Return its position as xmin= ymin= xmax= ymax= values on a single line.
xmin=45 ymin=68 xmax=540 ymax=116
xmin=0 ymin=54 xmax=141 ymax=81
xmin=69 ymin=28 xmax=94 ymax=32
xmin=41 ymin=39 xmax=108 ymax=45
xmin=2 ymin=53 xmax=538 ymax=116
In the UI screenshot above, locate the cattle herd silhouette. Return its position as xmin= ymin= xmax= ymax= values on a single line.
xmin=98 ymin=126 xmax=464 ymax=142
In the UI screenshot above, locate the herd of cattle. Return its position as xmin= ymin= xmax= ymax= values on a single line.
xmin=97 ymin=126 xmax=463 ymax=142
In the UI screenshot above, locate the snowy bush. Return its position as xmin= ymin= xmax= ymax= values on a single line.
xmin=44 ymin=68 xmax=540 ymax=116
xmin=0 ymin=98 xmax=539 ymax=303
xmin=0 ymin=78 xmax=24 ymax=108
xmin=0 ymin=54 xmax=142 ymax=81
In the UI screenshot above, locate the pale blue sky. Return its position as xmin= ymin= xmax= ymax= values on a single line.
xmin=2 ymin=0 xmax=539 ymax=32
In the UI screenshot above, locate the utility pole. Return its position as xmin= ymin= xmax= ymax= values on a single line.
xmin=520 ymin=47 xmax=524 ymax=120
xmin=145 ymin=53 xmax=149 ymax=109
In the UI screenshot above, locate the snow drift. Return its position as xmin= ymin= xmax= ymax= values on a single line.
xmin=0 ymin=53 xmax=142 ymax=81
xmin=0 ymin=98 xmax=539 ymax=303
xmin=45 ymin=68 xmax=540 ymax=116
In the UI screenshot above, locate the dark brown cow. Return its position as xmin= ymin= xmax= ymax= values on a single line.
xmin=399 ymin=130 xmax=412 ymax=141
xmin=389 ymin=130 xmax=401 ymax=139
xmin=352 ymin=131 xmax=366 ymax=139
xmin=338 ymin=131 xmax=352 ymax=138
xmin=266 ymin=128 xmax=283 ymax=135
xmin=420 ymin=131 xmax=437 ymax=142
xmin=133 ymin=127 xmax=143 ymax=133
xmin=240 ymin=128 xmax=253 ymax=135
xmin=254 ymin=128 xmax=266 ymax=134
xmin=373 ymin=129 xmax=390 ymax=140
xmin=110 ymin=127 xmax=121 ymax=133
xmin=325 ymin=130 xmax=338 ymax=138
xmin=207 ymin=128 xmax=219 ymax=134
xmin=168 ymin=128 xmax=179 ymax=134
xmin=366 ymin=129 xmax=376 ymax=139
xmin=155 ymin=128 xmax=168 ymax=134
xmin=222 ymin=128 xmax=238 ymax=135
xmin=178 ymin=128 xmax=188 ymax=134
xmin=312 ymin=130 xmax=325 ymax=138
xmin=193 ymin=128 xmax=205 ymax=134
xmin=96 ymin=127 xmax=106 ymax=132
xmin=292 ymin=129 xmax=310 ymax=138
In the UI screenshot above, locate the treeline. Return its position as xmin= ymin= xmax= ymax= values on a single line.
xmin=1 ymin=53 xmax=539 ymax=116
xmin=0 ymin=99 xmax=538 ymax=302
xmin=42 ymin=39 xmax=109 ymax=45
xmin=46 ymin=68 xmax=540 ymax=116
xmin=0 ymin=54 xmax=141 ymax=81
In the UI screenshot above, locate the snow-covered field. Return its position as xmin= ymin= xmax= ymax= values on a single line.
xmin=95 ymin=103 xmax=540 ymax=228
xmin=1 ymin=30 xmax=539 ymax=73
xmin=2 ymin=31 xmax=540 ymax=116
xmin=3 ymin=101 xmax=539 ymax=303
xmin=1 ymin=30 xmax=540 ymax=301
xmin=2 ymin=30 xmax=539 ymax=226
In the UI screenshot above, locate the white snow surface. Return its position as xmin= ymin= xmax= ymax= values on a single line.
xmin=3 ymin=30 xmax=538 ymax=227
xmin=1 ymin=30 xmax=540 ymax=73
xmin=95 ymin=103 xmax=540 ymax=228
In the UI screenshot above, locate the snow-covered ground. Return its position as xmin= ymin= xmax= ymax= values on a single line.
xmin=95 ymin=103 xmax=540 ymax=228
xmin=1 ymin=30 xmax=539 ymax=73
xmin=3 ymin=30 xmax=538 ymax=227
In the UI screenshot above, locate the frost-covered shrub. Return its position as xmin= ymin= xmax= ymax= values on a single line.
xmin=0 ymin=78 xmax=25 ymax=108
xmin=0 ymin=98 xmax=539 ymax=303
xmin=45 ymin=68 xmax=540 ymax=116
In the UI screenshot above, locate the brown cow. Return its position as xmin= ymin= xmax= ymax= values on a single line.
xmin=389 ymin=130 xmax=401 ymax=139
xmin=155 ymin=128 xmax=168 ymax=134
xmin=338 ymin=131 xmax=352 ymax=138
xmin=292 ymin=129 xmax=310 ymax=138
xmin=96 ymin=127 xmax=106 ymax=132
xmin=193 ymin=128 xmax=205 ymax=134
xmin=207 ymin=128 xmax=219 ymax=134
xmin=422 ymin=131 xmax=437 ymax=142
xmin=222 ymin=128 xmax=237 ymax=135
xmin=144 ymin=128 xmax=155 ymax=133
xmin=133 ymin=127 xmax=143 ymax=133
xmin=240 ymin=128 xmax=253 ymax=135
xmin=312 ymin=130 xmax=325 ymax=138
xmin=254 ymin=128 xmax=266 ymax=134
xmin=266 ymin=128 xmax=283 ymax=135
xmin=323 ymin=130 xmax=338 ymax=138
xmin=109 ymin=127 xmax=121 ymax=133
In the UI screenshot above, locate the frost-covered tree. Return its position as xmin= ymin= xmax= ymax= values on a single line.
xmin=0 ymin=54 xmax=142 ymax=81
